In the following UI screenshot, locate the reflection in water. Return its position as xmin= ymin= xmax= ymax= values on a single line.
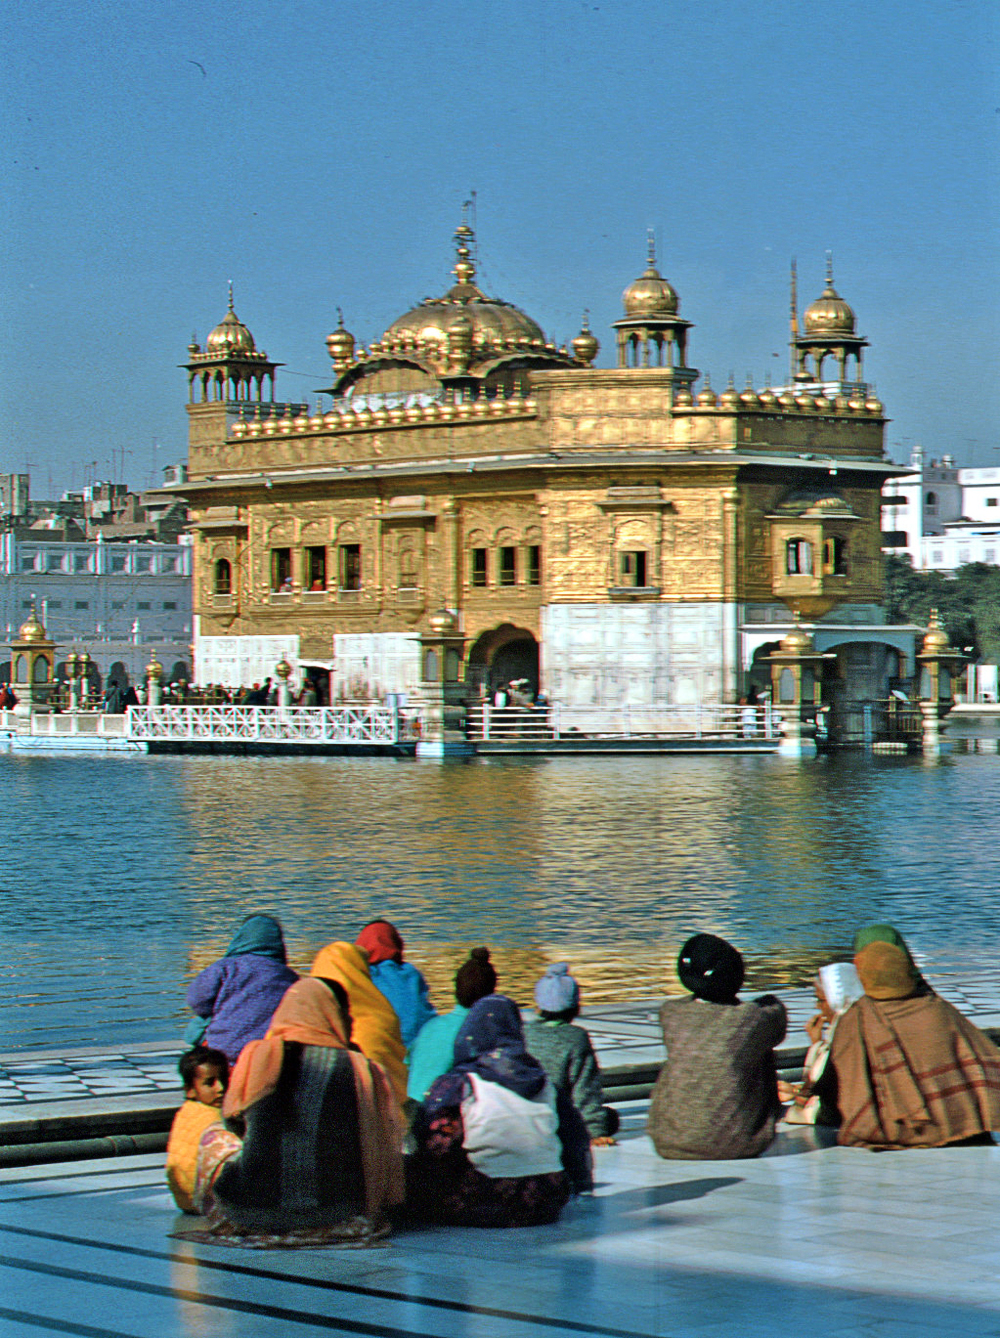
xmin=2 ymin=748 xmax=1000 ymax=1049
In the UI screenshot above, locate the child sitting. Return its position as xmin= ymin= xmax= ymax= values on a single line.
xmin=165 ymin=1047 xmax=229 ymax=1213
xmin=523 ymin=963 xmax=619 ymax=1146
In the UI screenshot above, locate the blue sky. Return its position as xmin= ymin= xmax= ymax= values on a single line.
xmin=3 ymin=0 xmax=998 ymax=495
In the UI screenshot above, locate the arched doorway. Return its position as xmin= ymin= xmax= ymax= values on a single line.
xmin=467 ymin=625 xmax=540 ymax=698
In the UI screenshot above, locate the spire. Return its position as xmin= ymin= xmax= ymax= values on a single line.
xmin=452 ymin=205 xmax=477 ymax=288
xmin=826 ymin=250 xmax=834 ymax=287
xmin=227 ymin=280 xmax=235 ymax=314
xmin=647 ymin=228 xmax=656 ymax=269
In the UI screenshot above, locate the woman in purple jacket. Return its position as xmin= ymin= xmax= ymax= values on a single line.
xmin=185 ymin=914 xmax=298 ymax=1063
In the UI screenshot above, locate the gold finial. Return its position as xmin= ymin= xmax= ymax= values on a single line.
xmin=227 ymin=280 xmax=235 ymax=313
xmin=922 ymin=607 xmax=951 ymax=653
xmin=826 ymin=251 xmax=834 ymax=287
xmin=647 ymin=228 xmax=656 ymax=268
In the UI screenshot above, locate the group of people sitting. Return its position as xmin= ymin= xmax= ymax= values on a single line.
xmin=167 ymin=914 xmax=613 ymax=1244
xmin=648 ymin=927 xmax=1000 ymax=1160
xmin=167 ymin=914 xmax=1000 ymax=1246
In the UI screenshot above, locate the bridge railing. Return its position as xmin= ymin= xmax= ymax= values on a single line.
xmin=467 ymin=702 xmax=777 ymax=742
xmin=126 ymin=704 xmax=412 ymax=745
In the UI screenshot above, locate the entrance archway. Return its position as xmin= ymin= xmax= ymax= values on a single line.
xmin=467 ymin=625 xmax=539 ymax=697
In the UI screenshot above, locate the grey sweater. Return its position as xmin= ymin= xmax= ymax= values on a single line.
xmin=648 ymin=994 xmax=787 ymax=1160
xmin=523 ymin=1019 xmax=615 ymax=1138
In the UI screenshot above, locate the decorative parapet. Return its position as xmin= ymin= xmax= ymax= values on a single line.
xmin=228 ymin=394 xmax=537 ymax=441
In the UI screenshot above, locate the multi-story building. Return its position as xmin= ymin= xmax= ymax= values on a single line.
xmin=881 ymin=453 xmax=1000 ymax=571
xmin=0 ymin=532 xmax=193 ymax=688
xmin=175 ymin=220 xmax=918 ymax=713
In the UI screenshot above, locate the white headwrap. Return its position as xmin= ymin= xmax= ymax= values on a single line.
xmin=818 ymin=962 xmax=863 ymax=1013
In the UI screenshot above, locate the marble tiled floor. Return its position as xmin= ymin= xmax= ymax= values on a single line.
xmin=3 ymin=1125 xmax=1000 ymax=1337
xmin=3 ymin=974 xmax=1000 ymax=1107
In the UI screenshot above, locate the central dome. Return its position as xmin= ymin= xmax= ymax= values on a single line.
xmin=381 ymin=222 xmax=547 ymax=349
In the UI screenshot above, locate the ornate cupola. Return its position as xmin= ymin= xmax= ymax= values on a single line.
xmin=612 ymin=233 xmax=697 ymax=391
xmin=183 ymin=284 xmax=281 ymax=405
xmin=794 ymin=256 xmax=869 ymax=388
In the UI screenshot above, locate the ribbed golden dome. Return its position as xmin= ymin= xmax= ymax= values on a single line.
xmin=719 ymin=377 xmax=740 ymax=409
xmin=326 ymin=310 xmax=356 ymax=365
xmin=922 ymin=609 xmax=951 ymax=653
xmin=780 ymin=626 xmax=815 ymax=655
xmin=622 ymin=238 xmax=678 ymax=318
xmin=697 ymin=376 xmax=717 ymax=407
xmin=429 ymin=608 xmax=458 ymax=636
xmin=382 ymin=221 xmax=547 ymax=348
xmin=206 ymin=287 xmax=257 ymax=354
xmin=145 ymin=651 xmax=164 ymax=681
xmin=803 ymin=261 xmax=856 ymax=335
xmin=18 ymin=606 xmax=47 ymax=642
xmin=571 ymin=312 xmax=599 ymax=365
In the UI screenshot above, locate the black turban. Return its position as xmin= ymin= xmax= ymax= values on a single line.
xmin=677 ymin=933 xmax=744 ymax=1004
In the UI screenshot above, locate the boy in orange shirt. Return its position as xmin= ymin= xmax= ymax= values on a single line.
xmin=165 ymin=1047 xmax=229 ymax=1213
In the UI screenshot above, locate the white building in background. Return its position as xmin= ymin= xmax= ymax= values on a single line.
xmin=0 ymin=533 xmax=193 ymax=687
xmin=881 ymin=452 xmax=1000 ymax=572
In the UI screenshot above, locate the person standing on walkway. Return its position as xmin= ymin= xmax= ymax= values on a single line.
xmin=185 ymin=913 xmax=298 ymax=1064
xmin=648 ymin=933 xmax=787 ymax=1159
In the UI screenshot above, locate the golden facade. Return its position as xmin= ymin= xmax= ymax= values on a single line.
xmin=179 ymin=219 xmax=912 ymax=706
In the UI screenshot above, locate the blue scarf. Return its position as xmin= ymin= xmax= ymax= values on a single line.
xmin=225 ymin=914 xmax=287 ymax=963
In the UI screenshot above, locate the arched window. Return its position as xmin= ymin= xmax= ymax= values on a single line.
xmin=214 ymin=558 xmax=232 ymax=595
xmin=399 ymin=549 xmax=417 ymax=589
xmin=785 ymin=539 xmax=813 ymax=575
xmin=925 ymin=491 xmax=938 ymax=511
xmin=822 ymin=536 xmax=847 ymax=576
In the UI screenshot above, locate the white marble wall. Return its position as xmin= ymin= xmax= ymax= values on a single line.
xmin=195 ymin=632 xmax=300 ymax=690
xmin=540 ymin=603 xmax=739 ymax=706
xmin=331 ymin=632 xmax=422 ymax=702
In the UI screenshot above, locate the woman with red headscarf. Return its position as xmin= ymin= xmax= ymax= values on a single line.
xmin=356 ymin=920 xmax=436 ymax=1048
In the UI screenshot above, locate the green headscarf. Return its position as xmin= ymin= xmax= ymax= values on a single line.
xmin=225 ymin=913 xmax=287 ymax=963
xmin=852 ymin=924 xmax=913 ymax=962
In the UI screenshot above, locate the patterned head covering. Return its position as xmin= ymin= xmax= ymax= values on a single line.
xmin=225 ymin=914 xmax=287 ymax=963
xmin=677 ymin=933 xmax=744 ymax=1004
xmin=356 ymin=920 xmax=405 ymax=966
xmin=817 ymin=962 xmax=863 ymax=1013
xmin=426 ymin=995 xmax=546 ymax=1115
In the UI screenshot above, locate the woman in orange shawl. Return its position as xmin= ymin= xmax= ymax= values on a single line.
xmin=193 ymin=978 xmax=404 ymax=1243
xmin=818 ymin=940 xmax=1000 ymax=1149
xmin=310 ymin=941 xmax=408 ymax=1107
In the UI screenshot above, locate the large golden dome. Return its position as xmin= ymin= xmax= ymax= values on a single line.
xmin=206 ymin=287 xmax=257 ymax=354
xmin=18 ymin=606 xmax=47 ymax=643
xmin=621 ymin=238 xmax=678 ymax=318
xmin=381 ymin=222 xmax=548 ymax=349
xmin=803 ymin=261 xmax=856 ymax=336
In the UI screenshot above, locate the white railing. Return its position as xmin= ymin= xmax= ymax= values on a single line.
xmin=126 ymin=704 xmax=410 ymax=745
xmin=468 ymin=702 xmax=776 ymax=742
xmin=0 ymin=709 xmax=128 ymax=736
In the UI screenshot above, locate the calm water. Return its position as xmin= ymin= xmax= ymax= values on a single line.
xmin=3 ymin=744 xmax=1000 ymax=1051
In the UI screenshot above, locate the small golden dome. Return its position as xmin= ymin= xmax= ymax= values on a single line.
xmin=865 ymin=392 xmax=884 ymax=415
xmin=803 ymin=259 xmax=856 ymax=335
xmin=674 ymin=384 xmax=694 ymax=406
xmin=275 ymin=655 xmax=293 ymax=679
xmin=571 ymin=312 xmax=599 ymax=365
xmin=326 ymin=309 xmax=356 ymax=365
xmin=757 ymin=385 xmax=777 ymax=407
xmin=922 ymin=609 xmax=951 ymax=653
xmin=697 ymin=376 xmax=717 ymax=407
xmin=719 ymin=377 xmax=740 ymax=409
xmin=206 ymin=286 xmax=257 ymax=354
xmin=740 ymin=376 xmax=759 ymax=407
xmin=18 ymin=606 xmax=47 ymax=642
xmin=622 ymin=237 xmax=678 ymax=318
xmin=145 ymin=651 xmax=164 ymax=681
xmin=780 ymin=626 xmax=815 ymax=655
xmin=428 ymin=608 xmax=458 ymax=636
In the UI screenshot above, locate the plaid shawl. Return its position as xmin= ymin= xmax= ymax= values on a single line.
xmin=830 ymin=994 xmax=1000 ymax=1149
